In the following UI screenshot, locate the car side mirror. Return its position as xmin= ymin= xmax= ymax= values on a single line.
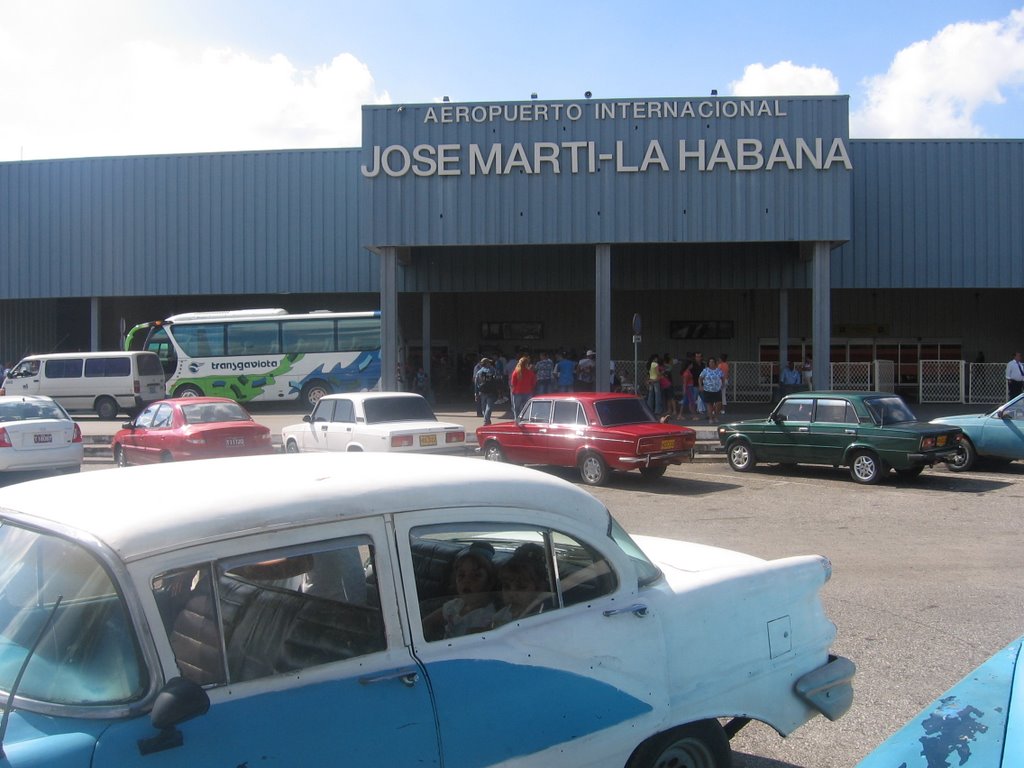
xmin=123 ymin=421 xmax=135 ymax=429
xmin=303 ymin=414 xmax=312 ymax=423
xmin=772 ymin=413 xmax=787 ymax=423
xmin=138 ymin=677 xmax=210 ymax=755
xmin=997 ymin=409 xmax=1012 ymax=419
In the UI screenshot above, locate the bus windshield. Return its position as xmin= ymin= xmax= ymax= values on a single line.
xmin=126 ymin=309 xmax=383 ymax=407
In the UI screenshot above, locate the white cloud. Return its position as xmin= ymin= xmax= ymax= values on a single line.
xmin=851 ymin=8 xmax=1024 ymax=137
xmin=0 ymin=1 xmax=389 ymax=161
xmin=729 ymin=61 xmax=841 ymax=97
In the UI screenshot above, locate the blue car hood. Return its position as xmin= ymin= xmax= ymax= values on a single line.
xmin=933 ymin=413 xmax=992 ymax=427
xmin=0 ymin=710 xmax=104 ymax=768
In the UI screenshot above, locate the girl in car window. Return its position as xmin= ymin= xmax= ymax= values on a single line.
xmin=492 ymin=543 xmax=553 ymax=627
xmin=423 ymin=542 xmax=498 ymax=639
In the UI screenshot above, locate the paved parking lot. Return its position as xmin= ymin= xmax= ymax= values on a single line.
xmin=14 ymin=403 xmax=1024 ymax=767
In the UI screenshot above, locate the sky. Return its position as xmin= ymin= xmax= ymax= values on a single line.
xmin=2 ymin=0 xmax=1024 ymax=162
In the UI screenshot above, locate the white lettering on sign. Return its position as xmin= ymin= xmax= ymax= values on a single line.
xmin=420 ymin=99 xmax=790 ymax=124
xmin=361 ymin=138 xmax=852 ymax=178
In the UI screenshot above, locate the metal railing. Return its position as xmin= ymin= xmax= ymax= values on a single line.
xmin=916 ymin=361 xmax=1009 ymax=404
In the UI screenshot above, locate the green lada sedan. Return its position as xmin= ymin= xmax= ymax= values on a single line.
xmin=717 ymin=392 xmax=963 ymax=484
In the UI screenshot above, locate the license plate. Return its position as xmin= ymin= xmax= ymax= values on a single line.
xmin=419 ymin=434 xmax=438 ymax=447
xmin=660 ymin=438 xmax=676 ymax=450
xmin=226 ymin=438 xmax=245 ymax=447
xmin=937 ymin=435 xmax=947 ymax=447
xmin=148 ymin=384 xmax=160 ymax=392
xmin=33 ymin=434 xmax=53 ymax=444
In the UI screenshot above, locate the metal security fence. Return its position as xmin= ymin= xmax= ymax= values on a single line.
xmin=874 ymin=360 xmax=895 ymax=393
xmin=829 ymin=362 xmax=872 ymax=390
xmin=967 ymin=362 xmax=1010 ymax=404
xmin=727 ymin=361 xmax=774 ymax=402
xmin=918 ymin=360 xmax=965 ymax=403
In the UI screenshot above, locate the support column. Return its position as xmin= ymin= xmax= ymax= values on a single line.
xmin=595 ymin=244 xmax=612 ymax=392
xmin=778 ymin=288 xmax=790 ymax=368
xmin=421 ymin=292 xmax=431 ymax=392
xmin=811 ymin=242 xmax=831 ymax=390
xmin=380 ymin=247 xmax=398 ymax=391
xmin=90 ymin=298 xmax=100 ymax=351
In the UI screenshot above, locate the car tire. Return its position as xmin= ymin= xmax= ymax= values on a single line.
xmin=726 ymin=439 xmax=756 ymax=472
xmin=948 ymin=437 xmax=976 ymax=472
xmin=482 ymin=442 xmax=506 ymax=462
xmin=849 ymin=449 xmax=884 ymax=484
xmin=301 ymin=380 xmax=330 ymax=409
xmin=95 ymin=396 xmax=119 ymax=420
xmin=896 ymin=465 xmax=925 ymax=479
xmin=114 ymin=445 xmax=129 ymax=467
xmin=174 ymin=384 xmax=203 ymax=398
xmin=639 ymin=464 xmax=668 ymax=479
xmin=578 ymin=452 xmax=609 ymax=486
xmin=284 ymin=439 xmax=300 ymax=454
xmin=160 ymin=451 xmax=174 ymax=463
xmin=627 ymin=720 xmax=731 ymax=768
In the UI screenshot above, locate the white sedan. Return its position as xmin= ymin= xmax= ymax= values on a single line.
xmin=0 ymin=453 xmax=853 ymax=768
xmin=0 ymin=394 xmax=83 ymax=474
xmin=281 ymin=391 xmax=467 ymax=455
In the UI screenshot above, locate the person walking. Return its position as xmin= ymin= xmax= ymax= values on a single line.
xmin=1007 ymin=351 xmax=1024 ymax=398
xmin=699 ymin=357 xmax=725 ymax=423
xmin=509 ymin=356 xmax=536 ymax=418
xmin=474 ymin=357 xmax=500 ymax=426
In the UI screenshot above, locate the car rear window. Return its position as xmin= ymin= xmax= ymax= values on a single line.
xmin=364 ymin=397 xmax=436 ymax=423
xmin=84 ymin=357 xmax=131 ymax=377
xmin=594 ymin=398 xmax=654 ymax=426
xmin=182 ymin=402 xmax=250 ymax=424
xmin=136 ymin=354 xmax=164 ymax=377
xmin=0 ymin=400 xmax=68 ymax=421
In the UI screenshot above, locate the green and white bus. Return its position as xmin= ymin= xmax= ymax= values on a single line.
xmin=125 ymin=308 xmax=382 ymax=408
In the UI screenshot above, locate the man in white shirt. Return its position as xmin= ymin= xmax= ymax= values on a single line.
xmin=1006 ymin=351 xmax=1024 ymax=399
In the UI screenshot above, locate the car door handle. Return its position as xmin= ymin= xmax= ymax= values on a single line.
xmin=359 ymin=666 xmax=420 ymax=687
xmin=798 ymin=427 xmax=809 ymax=432
xmin=603 ymin=603 xmax=648 ymax=618
xmin=844 ymin=429 xmax=856 ymax=434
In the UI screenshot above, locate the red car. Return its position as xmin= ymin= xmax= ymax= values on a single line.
xmin=476 ymin=393 xmax=696 ymax=485
xmin=112 ymin=397 xmax=274 ymax=466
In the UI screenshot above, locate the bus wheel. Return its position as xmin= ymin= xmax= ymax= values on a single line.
xmin=174 ymin=385 xmax=203 ymax=398
xmin=95 ymin=396 xmax=119 ymax=420
xmin=301 ymin=381 xmax=330 ymax=409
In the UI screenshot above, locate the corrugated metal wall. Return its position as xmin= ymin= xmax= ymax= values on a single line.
xmin=834 ymin=140 xmax=1024 ymax=288
xmin=0 ymin=299 xmax=58 ymax=365
xmin=0 ymin=149 xmax=376 ymax=300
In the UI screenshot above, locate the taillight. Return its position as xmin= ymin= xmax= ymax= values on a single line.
xmin=391 ymin=435 xmax=414 ymax=448
xmin=72 ymin=423 xmax=83 ymax=444
xmin=921 ymin=436 xmax=936 ymax=450
xmin=134 ymin=380 xmax=141 ymax=394
xmin=185 ymin=435 xmax=207 ymax=446
xmin=0 ymin=428 xmax=10 ymax=448
xmin=446 ymin=431 xmax=466 ymax=443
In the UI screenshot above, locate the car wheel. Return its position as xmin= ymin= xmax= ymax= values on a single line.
xmin=160 ymin=451 xmax=174 ymax=463
xmin=948 ymin=437 xmax=976 ymax=472
xmin=849 ymin=449 xmax=884 ymax=484
xmin=896 ymin=465 xmax=925 ymax=479
xmin=639 ymin=464 xmax=668 ymax=479
xmin=94 ymin=396 xmax=119 ymax=420
xmin=578 ymin=452 xmax=609 ymax=486
xmin=301 ymin=380 xmax=330 ymax=409
xmin=174 ymin=384 xmax=203 ymax=398
xmin=482 ymin=442 xmax=506 ymax=462
xmin=627 ymin=720 xmax=731 ymax=768
xmin=285 ymin=439 xmax=300 ymax=454
xmin=726 ymin=439 xmax=756 ymax=472
xmin=114 ymin=445 xmax=129 ymax=467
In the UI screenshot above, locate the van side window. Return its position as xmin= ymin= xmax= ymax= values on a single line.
xmin=44 ymin=359 xmax=83 ymax=379
xmin=85 ymin=357 xmax=131 ymax=377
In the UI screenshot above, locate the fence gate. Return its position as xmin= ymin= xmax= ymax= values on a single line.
xmin=873 ymin=360 xmax=895 ymax=393
xmin=967 ymin=363 xmax=1009 ymax=404
xmin=829 ymin=362 xmax=872 ymax=391
xmin=919 ymin=360 xmax=964 ymax=403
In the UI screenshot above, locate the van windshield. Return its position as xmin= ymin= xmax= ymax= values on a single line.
xmin=0 ymin=523 xmax=147 ymax=706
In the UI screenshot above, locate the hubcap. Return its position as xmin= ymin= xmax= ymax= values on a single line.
xmin=652 ymin=738 xmax=716 ymax=768
xmin=854 ymin=455 xmax=875 ymax=479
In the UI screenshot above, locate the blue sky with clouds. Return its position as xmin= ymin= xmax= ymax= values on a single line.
xmin=2 ymin=0 xmax=1023 ymax=160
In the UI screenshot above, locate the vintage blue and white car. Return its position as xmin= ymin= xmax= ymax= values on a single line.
xmin=0 ymin=454 xmax=854 ymax=767
xmin=932 ymin=393 xmax=1024 ymax=471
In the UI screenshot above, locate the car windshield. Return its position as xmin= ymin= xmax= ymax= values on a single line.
xmin=0 ymin=522 xmax=146 ymax=706
xmin=594 ymin=398 xmax=656 ymax=427
xmin=182 ymin=401 xmax=250 ymax=424
xmin=363 ymin=397 xmax=437 ymax=424
xmin=864 ymin=396 xmax=917 ymax=425
xmin=0 ymin=401 xmax=68 ymax=422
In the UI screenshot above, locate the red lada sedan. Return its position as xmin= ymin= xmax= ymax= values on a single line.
xmin=113 ymin=397 xmax=274 ymax=466
xmin=476 ymin=393 xmax=696 ymax=485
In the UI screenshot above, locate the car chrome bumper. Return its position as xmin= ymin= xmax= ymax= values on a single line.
xmin=908 ymin=448 xmax=959 ymax=464
xmin=619 ymin=448 xmax=695 ymax=466
xmin=794 ymin=654 xmax=855 ymax=722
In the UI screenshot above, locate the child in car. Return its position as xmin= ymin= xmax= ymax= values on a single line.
xmin=422 ymin=542 xmax=498 ymax=639
xmin=492 ymin=543 xmax=553 ymax=627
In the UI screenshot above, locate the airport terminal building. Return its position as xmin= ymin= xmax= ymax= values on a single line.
xmin=1 ymin=94 xmax=1022 ymax=401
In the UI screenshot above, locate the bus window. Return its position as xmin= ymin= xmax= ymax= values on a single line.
xmin=226 ymin=322 xmax=280 ymax=356
xmin=282 ymin=320 xmax=334 ymax=353
xmin=174 ymin=324 xmax=225 ymax=358
xmin=338 ymin=318 xmax=382 ymax=352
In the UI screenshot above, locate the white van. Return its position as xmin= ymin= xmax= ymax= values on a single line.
xmin=0 ymin=351 xmax=166 ymax=419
